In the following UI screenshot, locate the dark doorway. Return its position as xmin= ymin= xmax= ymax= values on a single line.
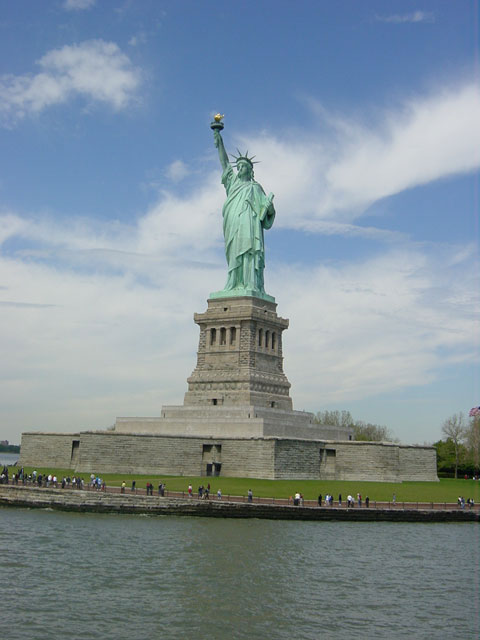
xmin=70 ymin=440 xmax=80 ymax=465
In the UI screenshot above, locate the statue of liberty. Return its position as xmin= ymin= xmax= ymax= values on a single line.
xmin=211 ymin=116 xmax=275 ymax=301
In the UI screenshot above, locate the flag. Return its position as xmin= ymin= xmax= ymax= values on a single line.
xmin=469 ymin=407 xmax=480 ymax=417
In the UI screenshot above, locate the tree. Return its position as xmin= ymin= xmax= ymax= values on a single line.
xmin=441 ymin=413 xmax=466 ymax=479
xmin=464 ymin=416 xmax=480 ymax=474
xmin=433 ymin=438 xmax=469 ymax=476
xmin=353 ymin=422 xmax=393 ymax=442
xmin=314 ymin=410 xmax=396 ymax=442
xmin=314 ymin=410 xmax=354 ymax=429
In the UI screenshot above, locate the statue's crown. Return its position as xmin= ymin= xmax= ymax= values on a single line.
xmin=230 ymin=149 xmax=259 ymax=168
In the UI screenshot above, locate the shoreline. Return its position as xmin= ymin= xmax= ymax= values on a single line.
xmin=1 ymin=485 xmax=478 ymax=522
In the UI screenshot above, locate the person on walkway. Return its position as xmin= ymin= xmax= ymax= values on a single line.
xmin=131 ymin=480 xmax=136 ymax=492
xmin=393 ymin=493 xmax=396 ymax=506
xmin=188 ymin=484 xmax=193 ymax=498
xmin=365 ymin=496 xmax=370 ymax=508
xmin=248 ymin=489 xmax=253 ymax=503
xmin=318 ymin=494 xmax=322 ymax=507
xmin=338 ymin=494 xmax=342 ymax=507
xmin=217 ymin=489 xmax=222 ymax=500
xmin=121 ymin=481 xmax=126 ymax=494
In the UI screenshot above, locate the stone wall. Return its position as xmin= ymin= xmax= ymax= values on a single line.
xmin=220 ymin=439 xmax=275 ymax=478
xmin=398 ymin=445 xmax=438 ymax=481
xmin=19 ymin=432 xmax=78 ymax=468
xmin=271 ymin=440 xmax=438 ymax=482
xmin=334 ymin=442 xmax=401 ymax=482
xmin=18 ymin=431 xmax=438 ymax=482
xmin=274 ymin=440 xmax=322 ymax=479
xmin=75 ymin=432 xmax=276 ymax=479
xmin=332 ymin=442 xmax=438 ymax=482
xmin=2 ymin=486 xmax=477 ymax=522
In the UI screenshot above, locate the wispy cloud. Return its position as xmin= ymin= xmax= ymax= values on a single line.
xmin=165 ymin=160 xmax=190 ymax=183
xmin=237 ymin=82 xmax=480 ymax=226
xmin=0 ymin=216 xmax=477 ymax=438
xmin=375 ymin=11 xmax=435 ymax=24
xmin=0 ymin=40 xmax=141 ymax=125
xmin=63 ymin=0 xmax=96 ymax=10
xmin=0 ymin=80 xmax=478 ymax=441
xmin=128 ymin=33 xmax=148 ymax=47
xmin=276 ymin=245 xmax=479 ymax=409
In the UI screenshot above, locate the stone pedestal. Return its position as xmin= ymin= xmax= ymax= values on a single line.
xmin=184 ymin=296 xmax=293 ymax=410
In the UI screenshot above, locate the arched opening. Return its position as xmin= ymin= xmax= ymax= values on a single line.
xmin=230 ymin=326 xmax=236 ymax=345
xmin=220 ymin=327 xmax=226 ymax=345
xmin=210 ymin=328 xmax=216 ymax=345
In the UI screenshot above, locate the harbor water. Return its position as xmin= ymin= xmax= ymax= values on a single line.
xmin=1 ymin=507 xmax=479 ymax=639
xmin=0 ymin=452 xmax=20 ymax=466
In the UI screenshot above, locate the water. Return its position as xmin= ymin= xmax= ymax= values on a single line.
xmin=1 ymin=508 xmax=478 ymax=639
xmin=0 ymin=452 xmax=20 ymax=466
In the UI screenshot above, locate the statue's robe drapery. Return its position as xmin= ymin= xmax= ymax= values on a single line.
xmin=221 ymin=165 xmax=275 ymax=293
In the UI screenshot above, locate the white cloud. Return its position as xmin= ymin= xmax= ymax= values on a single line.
xmin=165 ymin=160 xmax=190 ymax=183
xmin=273 ymin=245 xmax=479 ymax=410
xmin=0 ymin=207 xmax=477 ymax=442
xmin=236 ymin=82 xmax=480 ymax=226
xmin=129 ymin=33 xmax=148 ymax=47
xmin=1 ymin=80 xmax=479 ymax=442
xmin=375 ymin=11 xmax=435 ymax=24
xmin=0 ymin=213 xmax=27 ymax=245
xmin=0 ymin=40 xmax=141 ymax=124
xmin=63 ymin=0 xmax=96 ymax=10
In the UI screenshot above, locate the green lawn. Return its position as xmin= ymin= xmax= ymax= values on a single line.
xmin=14 ymin=466 xmax=480 ymax=503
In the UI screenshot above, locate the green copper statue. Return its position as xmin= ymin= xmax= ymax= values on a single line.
xmin=210 ymin=115 xmax=275 ymax=301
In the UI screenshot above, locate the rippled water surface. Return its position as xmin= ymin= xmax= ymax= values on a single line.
xmin=1 ymin=508 xmax=479 ymax=639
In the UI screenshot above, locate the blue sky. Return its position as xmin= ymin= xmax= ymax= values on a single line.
xmin=0 ymin=0 xmax=478 ymax=445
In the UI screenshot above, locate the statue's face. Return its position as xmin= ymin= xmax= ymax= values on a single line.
xmin=237 ymin=161 xmax=252 ymax=180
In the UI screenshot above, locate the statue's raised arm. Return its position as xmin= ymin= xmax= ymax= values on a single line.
xmin=213 ymin=129 xmax=229 ymax=172
xmin=210 ymin=115 xmax=275 ymax=302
